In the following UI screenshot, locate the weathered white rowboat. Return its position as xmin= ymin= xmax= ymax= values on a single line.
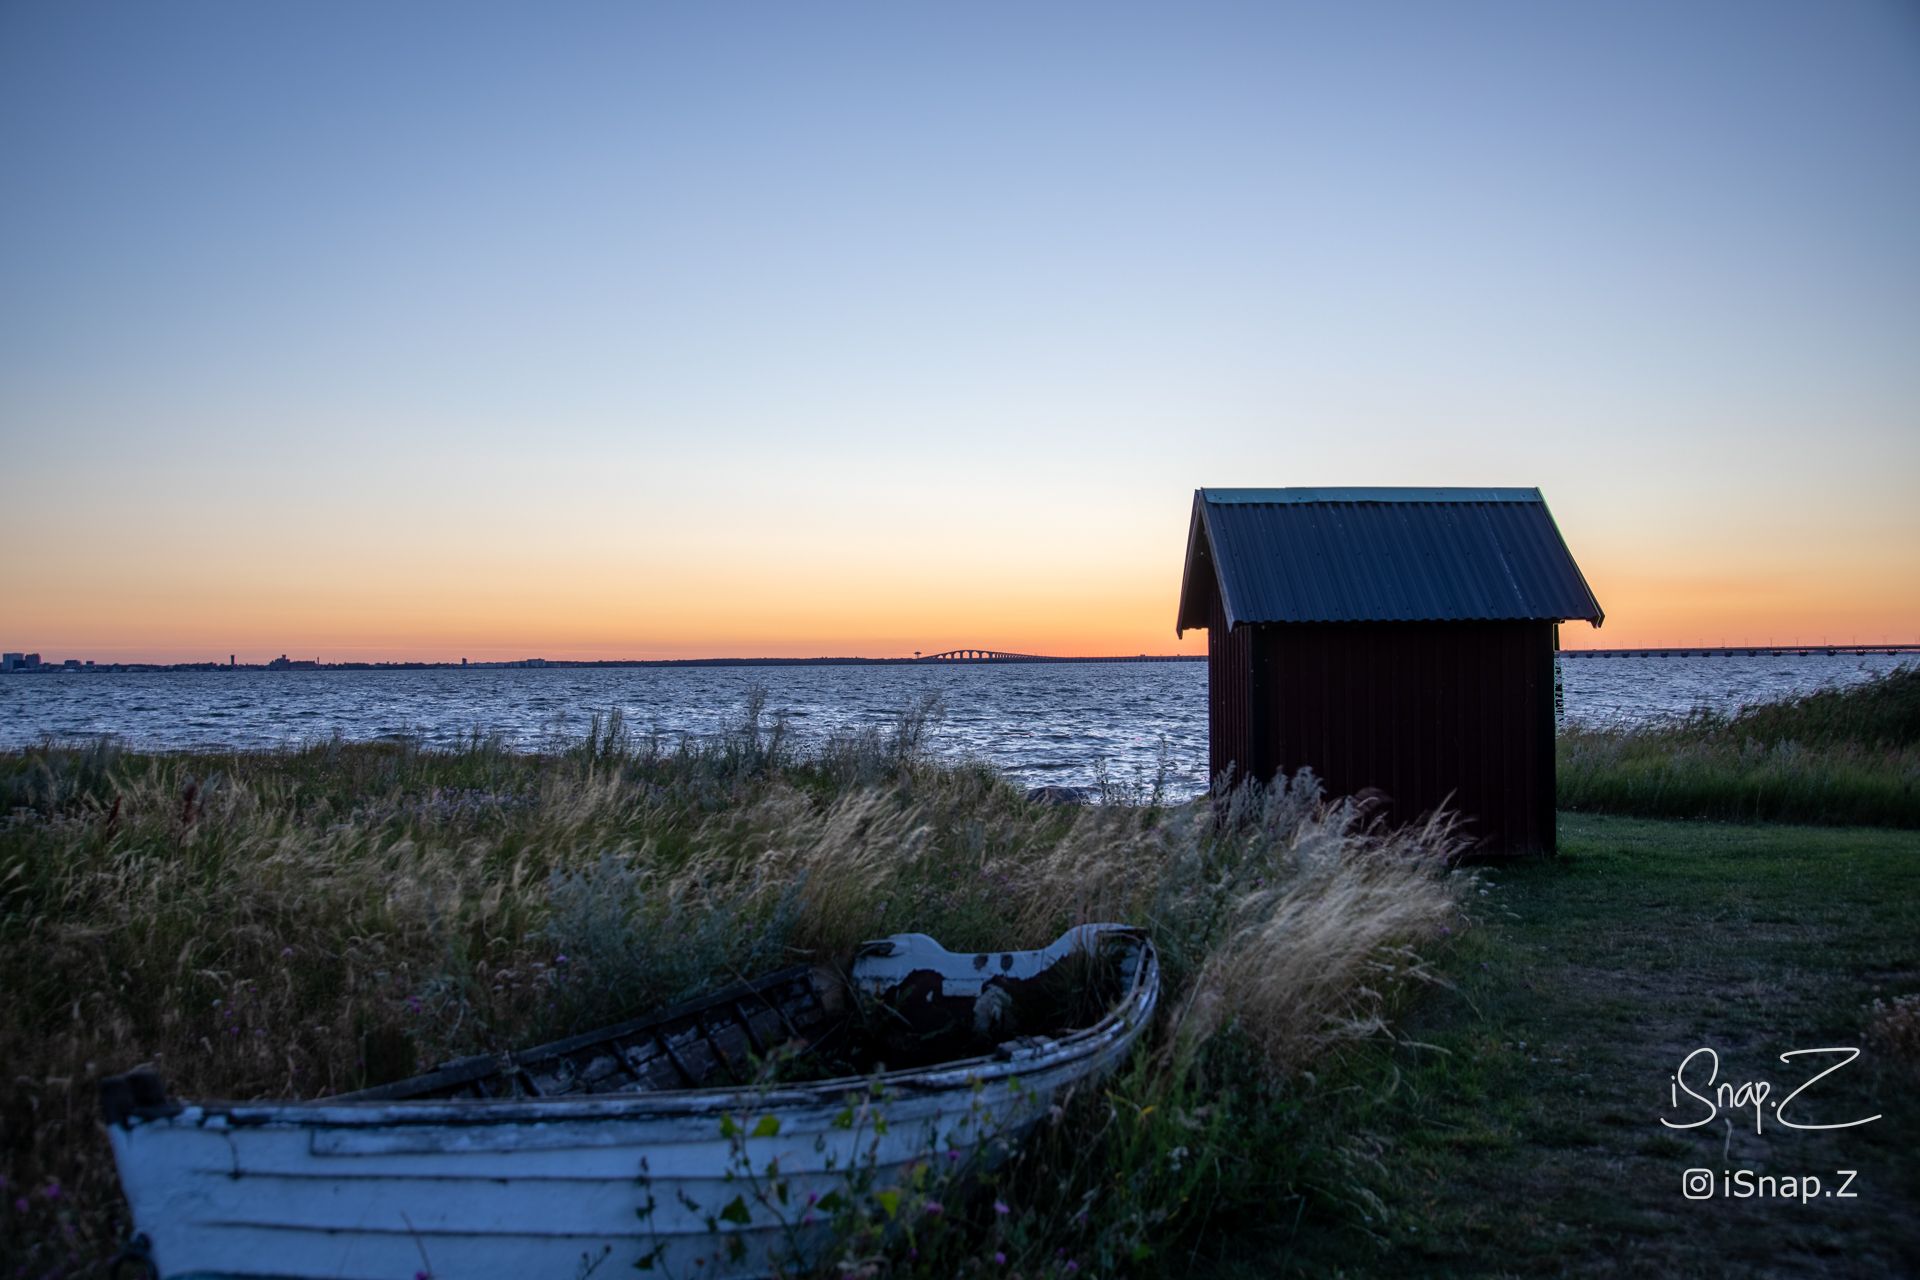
xmin=102 ymin=923 xmax=1158 ymax=1279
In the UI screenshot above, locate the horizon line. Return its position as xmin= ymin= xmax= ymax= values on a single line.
xmin=6 ymin=642 xmax=1920 ymax=673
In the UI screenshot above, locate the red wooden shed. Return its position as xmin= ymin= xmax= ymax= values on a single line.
xmin=1176 ymin=487 xmax=1604 ymax=854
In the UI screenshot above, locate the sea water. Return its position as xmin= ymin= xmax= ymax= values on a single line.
xmin=0 ymin=653 xmax=1911 ymax=793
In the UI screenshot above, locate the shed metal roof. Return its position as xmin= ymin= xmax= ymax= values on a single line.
xmin=1176 ymin=487 xmax=1604 ymax=634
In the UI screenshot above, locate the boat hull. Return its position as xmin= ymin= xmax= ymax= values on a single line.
xmin=107 ymin=925 xmax=1157 ymax=1279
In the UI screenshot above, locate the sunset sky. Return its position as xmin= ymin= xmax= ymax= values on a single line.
xmin=2 ymin=2 xmax=1916 ymax=661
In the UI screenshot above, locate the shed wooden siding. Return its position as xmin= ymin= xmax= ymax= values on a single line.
xmin=1216 ymin=620 xmax=1557 ymax=854
xmin=1206 ymin=587 xmax=1255 ymax=788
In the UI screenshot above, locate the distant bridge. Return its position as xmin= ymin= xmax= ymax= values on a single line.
xmin=1563 ymin=644 xmax=1920 ymax=659
xmin=916 ymin=644 xmax=1920 ymax=664
xmin=917 ymin=649 xmax=1197 ymax=664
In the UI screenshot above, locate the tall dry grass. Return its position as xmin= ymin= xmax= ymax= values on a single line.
xmin=1558 ymin=664 xmax=1920 ymax=827
xmin=0 ymin=698 xmax=1466 ymax=1277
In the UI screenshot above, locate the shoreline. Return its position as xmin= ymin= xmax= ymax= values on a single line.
xmin=0 ymin=654 xmax=1209 ymax=674
xmin=7 ymin=647 xmax=1917 ymax=676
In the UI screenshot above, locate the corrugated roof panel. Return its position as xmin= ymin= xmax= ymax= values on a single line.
xmin=1177 ymin=487 xmax=1603 ymax=631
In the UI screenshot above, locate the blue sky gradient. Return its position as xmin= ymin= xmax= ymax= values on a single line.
xmin=3 ymin=2 xmax=1916 ymax=657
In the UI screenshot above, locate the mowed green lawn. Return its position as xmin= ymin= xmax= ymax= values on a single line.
xmin=1239 ymin=815 xmax=1920 ymax=1278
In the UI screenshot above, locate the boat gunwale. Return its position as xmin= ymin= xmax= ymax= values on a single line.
xmin=109 ymin=928 xmax=1159 ymax=1131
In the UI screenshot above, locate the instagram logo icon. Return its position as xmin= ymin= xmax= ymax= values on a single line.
xmin=1682 ymin=1168 xmax=1715 ymax=1200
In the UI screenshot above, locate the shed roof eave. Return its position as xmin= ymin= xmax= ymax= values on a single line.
xmin=1202 ymin=486 xmax=1543 ymax=505
xmin=1175 ymin=491 xmax=1239 ymax=636
xmin=1201 ymin=498 xmax=1243 ymax=631
xmin=1534 ymin=487 xmax=1605 ymax=626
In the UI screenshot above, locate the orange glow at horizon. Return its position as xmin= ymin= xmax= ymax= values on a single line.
xmin=5 ymin=443 xmax=1917 ymax=664
xmin=8 ymin=546 xmax=1919 ymax=664
xmin=1556 ymin=543 xmax=1920 ymax=652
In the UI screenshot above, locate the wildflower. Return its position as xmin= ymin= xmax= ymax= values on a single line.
xmin=994 ymin=1199 xmax=1010 ymax=1215
xmin=555 ymin=954 xmax=569 ymax=965
xmin=414 ymin=1271 xmax=432 ymax=1280
xmin=40 ymin=1183 xmax=59 ymax=1202
xmin=1065 ymin=1262 xmax=1079 ymax=1273
xmin=994 ymin=1252 xmax=1007 ymax=1265
xmin=281 ymin=946 xmax=295 ymax=958
xmin=922 ymin=1200 xmax=944 ymax=1217
xmin=12 ymin=1198 xmax=26 ymax=1214
xmin=801 ymin=1212 xmax=818 ymax=1227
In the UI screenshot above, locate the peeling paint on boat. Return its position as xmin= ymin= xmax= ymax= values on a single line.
xmin=104 ymin=924 xmax=1158 ymax=1279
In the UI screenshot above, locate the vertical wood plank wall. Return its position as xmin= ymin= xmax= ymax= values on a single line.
xmin=1213 ymin=620 xmax=1556 ymax=854
xmin=1205 ymin=590 xmax=1255 ymax=789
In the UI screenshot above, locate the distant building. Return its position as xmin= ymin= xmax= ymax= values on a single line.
xmin=1176 ymin=487 xmax=1603 ymax=855
xmin=1 ymin=653 xmax=19 ymax=673
xmin=21 ymin=653 xmax=41 ymax=671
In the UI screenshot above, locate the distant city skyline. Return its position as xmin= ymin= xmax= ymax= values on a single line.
xmin=3 ymin=2 xmax=1917 ymax=661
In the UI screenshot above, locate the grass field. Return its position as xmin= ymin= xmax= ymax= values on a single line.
xmin=0 ymin=715 xmax=1464 ymax=1279
xmin=4 ymin=706 xmax=1916 ymax=1276
xmin=1557 ymin=665 xmax=1920 ymax=827
xmin=1236 ymin=814 xmax=1920 ymax=1277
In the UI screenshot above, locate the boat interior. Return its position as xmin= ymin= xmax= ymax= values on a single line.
xmin=331 ymin=931 xmax=1135 ymax=1103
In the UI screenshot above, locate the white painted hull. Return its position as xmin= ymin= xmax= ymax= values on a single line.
xmin=107 ymin=925 xmax=1158 ymax=1279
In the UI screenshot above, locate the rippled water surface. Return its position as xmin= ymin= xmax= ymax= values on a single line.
xmin=1 ymin=653 xmax=1911 ymax=792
